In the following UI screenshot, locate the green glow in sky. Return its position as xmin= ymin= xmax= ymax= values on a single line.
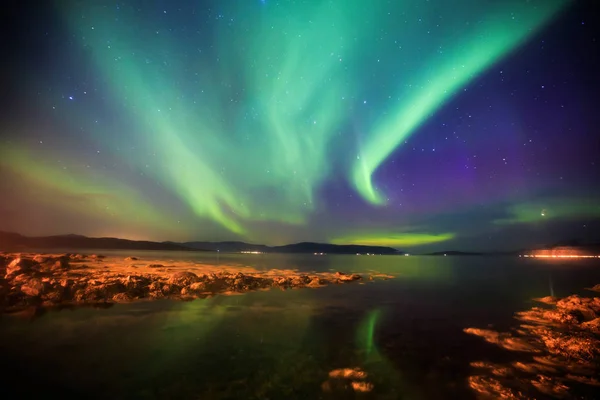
xmin=352 ymin=0 xmax=567 ymax=204
xmin=495 ymin=198 xmax=600 ymax=225
xmin=0 ymin=144 xmax=174 ymax=235
xmin=62 ymin=1 xmax=370 ymax=236
xmin=332 ymin=232 xmax=455 ymax=248
xmin=43 ymin=0 xmax=571 ymax=242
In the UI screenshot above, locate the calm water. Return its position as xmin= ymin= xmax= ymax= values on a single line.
xmin=2 ymin=254 xmax=599 ymax=399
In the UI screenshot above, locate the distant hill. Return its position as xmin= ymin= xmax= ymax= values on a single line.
xmin=271 ymin=242 xmax=398 ymax=254
xmin=183 ymin=241 xmax=270 ymax=253
xmin=425 ymin=251 xmax=484 ymax=256
xmin=0 ymin=231 xmax=201 ymax=252
xmin=0 ymin=232 xmax=400 ymax=255
xmin=184 ymin=240 xmax=398 ymax=254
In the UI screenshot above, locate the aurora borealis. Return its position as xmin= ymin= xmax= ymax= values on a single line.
xmin=1 ymin=0 xmax=599 ymax=251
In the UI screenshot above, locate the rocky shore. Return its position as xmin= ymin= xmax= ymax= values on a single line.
xmin=0 ymin=252 xmax=372 ymax=315
xmin=466 ymin=286 xmax=600 ymax=399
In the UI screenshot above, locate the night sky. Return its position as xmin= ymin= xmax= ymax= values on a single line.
xmin=1 ymin=0 xmax=599 ymax=252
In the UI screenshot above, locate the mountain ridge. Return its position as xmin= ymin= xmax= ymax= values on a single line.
xmin=0 ymin=231 xmax=399 ymax=254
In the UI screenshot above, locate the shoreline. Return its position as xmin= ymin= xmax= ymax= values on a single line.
xmin=0 ymin=252 xmax=389 ymax=315
xmin=465 ymin=285 xmax=600 ymax=398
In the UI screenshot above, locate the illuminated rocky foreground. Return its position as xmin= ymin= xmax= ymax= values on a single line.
xmin=466 ymin=286 xmax=600 ymax=399
xmin=0 ymin=252 xmax=379 ymax=314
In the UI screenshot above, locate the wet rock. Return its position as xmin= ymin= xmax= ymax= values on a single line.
xmin=6 ymin=258 xmax=37 ymax=277
xmin=125 ymin=257 xmax=138 ymax=261
xmin=124 ymin=275 xmax=151 ymax=297
xmin=588 ymin=284 xmax=600 ymax=292
xmin=188 ymin=282 xmax=206 ymax=293
xmin=42 ymin=286 xmax=67 ymax=303
xmin=20 ymin=278 xmax=45 ymax=297
xmin=273 ymin=277 xmax=291 ymax=288
xmin=161 ymin=284 xmax=181 ymax=295
xmin=308 ymin=277 xmax=325 ymax=287
xmin=555 ymin=295 xmax=600 ymax=322
xmin=581 ymin=318 xmax=600 ymax=333
xmin=168 ymin=271 xmax=199 ymax=286
xmin=51 ymin=258 xmax=70 ymax=272
xmin=112 ymin=292 xmax=132 ymax=302
xmin=99 ymin=282 xmax=127 ymax=297
xmin=290 ymin=275 xmax=310 ymax=286
xmin=0 ymin=252 xmax=369 ymax=314
xmin=535 ymin=296 xmax=558 ymax=304
xmin=33 ymin=255 xmax=51 ymax=264
xmin=335 ymin=271 xmax=361 ymax=282
xmin=69 ymin=254 xmax=87 ymax=261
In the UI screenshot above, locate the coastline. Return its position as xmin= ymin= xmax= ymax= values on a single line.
xmin=466 ymin=285 xmax=600 ymax=398
xmin=0 ymin=252 xmax=388 ymax=315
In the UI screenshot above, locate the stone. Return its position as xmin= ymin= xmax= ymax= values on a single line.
xmin=125 ymin=257 xmax=138 ymax=261
xmin=188 ymin=282 xmax=206 ymax=293
xmin=20 ymin=278 xmax=45 ymax=297
xmin=6 ymin=258 xmax=37 ymax=277
xmin=335 ymin=272 xmax=361 ymax=282
xmin=168 ymin=271 xmax=199 ymax=286
xmin=112 ymin=292 xmax=131 ymax=302
xmin=33 ymin=255 xmax=51 ymax=264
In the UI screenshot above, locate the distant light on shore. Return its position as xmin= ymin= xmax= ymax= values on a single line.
xmin=521 ymin=254 xmax=600 ymax=259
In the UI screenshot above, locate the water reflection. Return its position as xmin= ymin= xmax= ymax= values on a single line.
xmin=1 ymin=256 xmax=600 ymax=399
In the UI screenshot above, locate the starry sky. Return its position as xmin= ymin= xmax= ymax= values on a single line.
xmin=1 ymin=0 xmax=599 ymax=252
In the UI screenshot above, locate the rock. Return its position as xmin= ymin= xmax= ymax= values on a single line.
xmin=273 ymin=277 xmax=290 ymax=286
xmin=535 ymin=296 xmax=558 ymax=304
xmin=6 ymin=258 xmax=37 ymax=277
xmin=69 ymin=254 xmax=87 ymax=261
xmin=335 ymin=271 xmax=361 ymax=282
xmin=42 ymin=285 xmax=68 ymax=303
xmin=147 ymin=264 xmax=164 ymax=269
xmin=188 ymin=282 xmax=206 ymax=293
xmin=161 ymin=284 xmax=181 ymax=295
xmin=51 ymin=258 xmax=70 ymax=271
xmin=112 ymin=292 xmax=131 ymax=302
xmin=581 ymin=318 xmax=600 ymax=333
xmin=123 ymin=275 xmax=150 ymax=297
xmin=100 ymin=282 xmax=127 ymax=297
xmin=168 ymin=271 xmax=199 ymax=286
xmin=308 ymin=277 xmax=323 ymax=287
xmin=588 ymin=284 xmax=600 ymax=293
xmin=33 ymin=255 xmax=51 ymax=264
xmin=556 ymin=295 xmax=600 ymax=322
xmin=125 ymin=257 xmax=138 ymax=261
xmin=20 ymin=278 xmax=45 ymax=297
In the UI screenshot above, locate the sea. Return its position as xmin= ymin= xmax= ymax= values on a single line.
xmin=1 ymin=251 xmax=599 ymax=399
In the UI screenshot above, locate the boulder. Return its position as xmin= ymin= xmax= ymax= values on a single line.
xmin=20 ymin=278 xmax=45 ymax=297
xmin=168 ymin=271 xmax=199 ymax=286
xmin=125 ymin=257 xmax=138 ymax=261
xmin=188 ymin=282 xmax=206 ymax=293
xmin=33 ymin=255 xmax=51 ymax=264
xmin=335 ymin=272 xmax=361 ymax=282
xmin=6 ymin=257 xmax=37 ymax=277
xmin=556 ymin=295 xmax=600 ymax=322
xmin=112 ymin=292 xmax=132 ymax=302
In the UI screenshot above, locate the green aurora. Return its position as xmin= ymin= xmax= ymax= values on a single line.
xmin=4 ymin=0 xmax=593 ymax=248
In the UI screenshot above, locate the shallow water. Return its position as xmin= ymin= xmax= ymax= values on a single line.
xmin=1 ymin=254 xmax=599 ymax=399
